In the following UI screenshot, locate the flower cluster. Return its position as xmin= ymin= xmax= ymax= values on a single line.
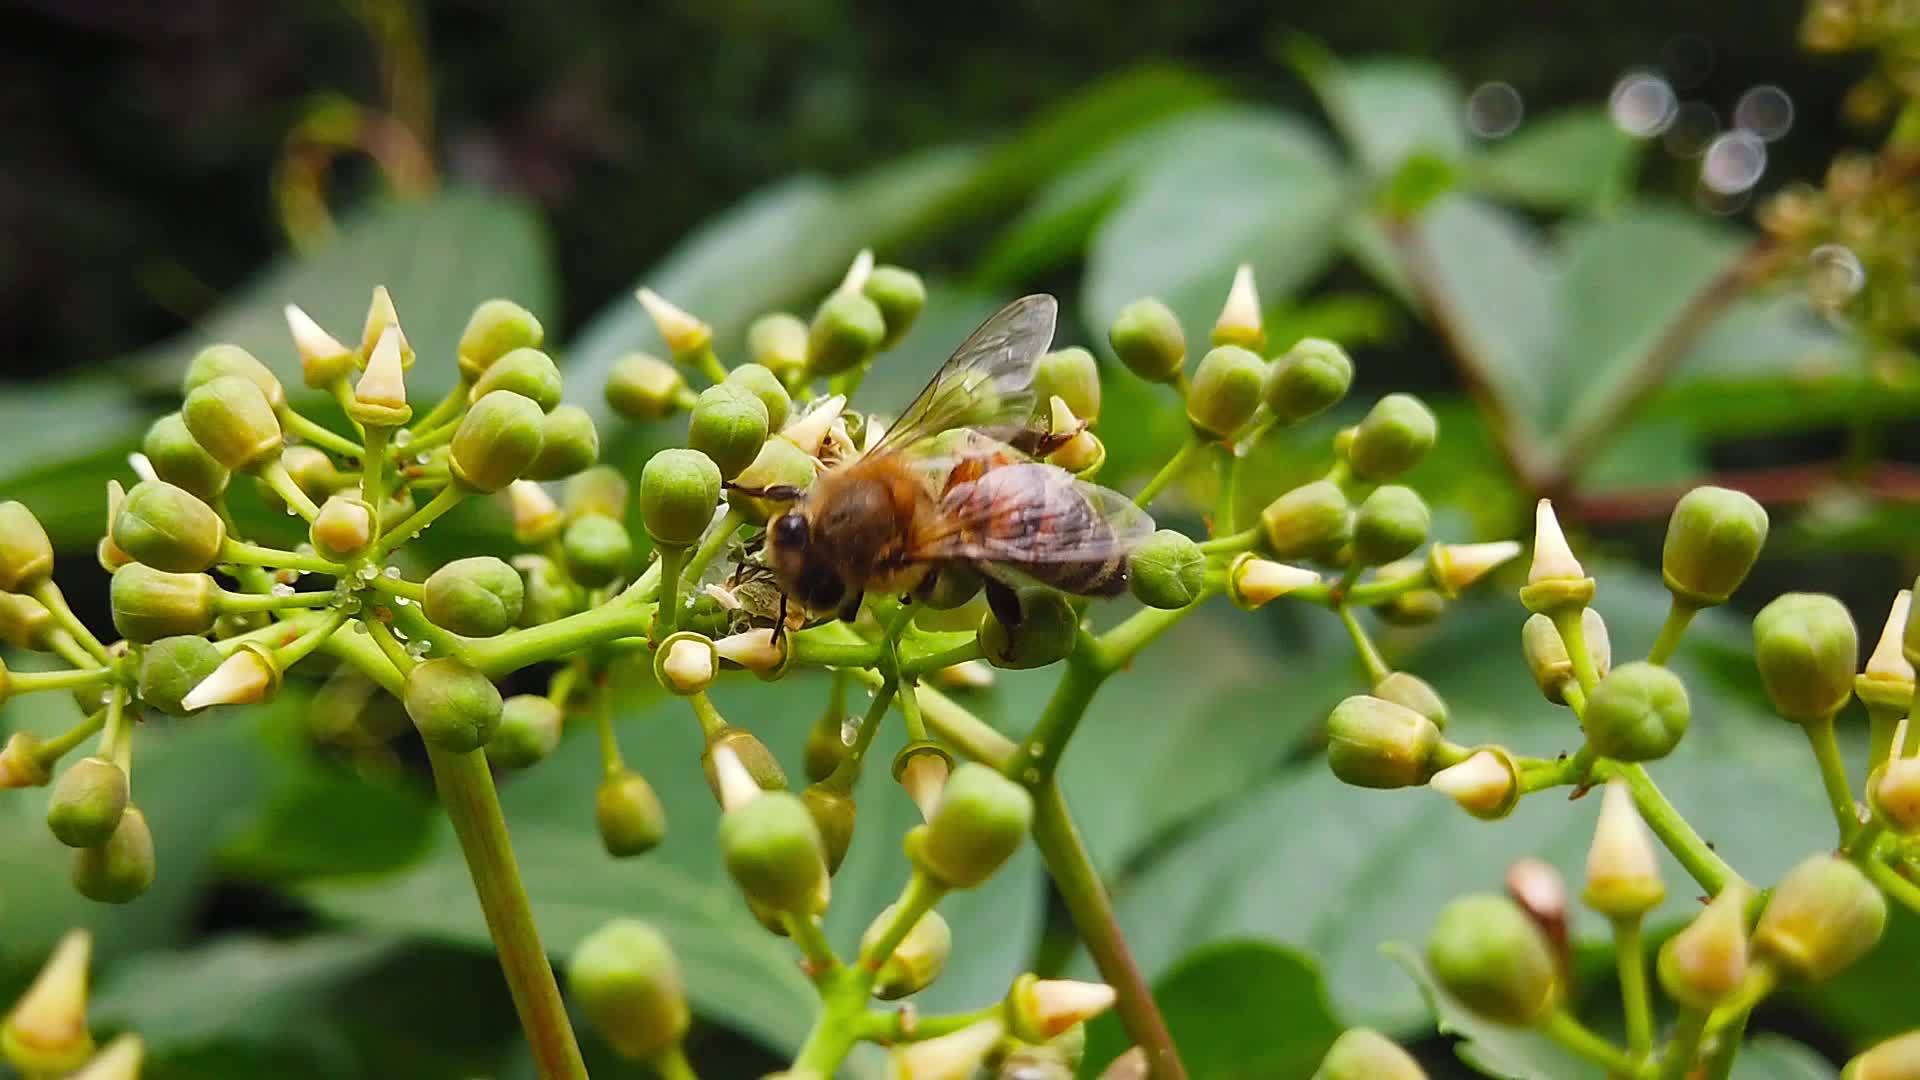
xmin=0 ymin=253 xmax=1512 ymax=1079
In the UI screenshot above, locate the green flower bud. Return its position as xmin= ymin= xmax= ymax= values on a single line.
xmin=597 ymin=768 xmax=669 ymax=857
xmin=424 ymin=556 xmax=525 ymax=637
xmin=1127 ymin=530 xmax=1205 ymax=610
xmin=568 ymin=919 xmax=690 ymax=1060
xmin=142 ymin=413 xmax=229 ymax=502
xmin=0 ymin=501 xmax=55 ymax=592
xmin=1426 ymin=894 xmax=1559 ymax=1026
xmin=1755 ymin=854 xmax=1886 ymax=982
xmin=1107 ymin=298 xmax=1186 ymax=383
xmin=1754 ymin=593 xmax=1859 ymax=723
xmin=565 ymin=465 xmax=630 ymax=523
xmin=1312 ymin=1028 xmax=1427 ymax=1080
xmin=910 ymin=762 xmax=1033 ymax=889
xmin=182 ymin=374 xmax=283 ymax=472
xmin=137 ymin=635 xmax=223 ymax=717
xmin=458 ymin=299 xmax=544 ymax=383
xmin=72 ymin=805 xmax=156 ymax=904
xmin=1522 ymin=610 xmax=1611 ymax=704
xmin=0 ymin=730 xmax=50 ymax=789
xmin=309 ymin=495 xmax=375 ymax=561
xmin=921 ymin=565 xmax=985 ymax=612
xmin=485 ymin=695 xmax=564 ymax=770
xmin=184 ymin=344 xmax=284 ymax=412
xmin=1033 ymin=347 xmax=1102 ymax=424
xmin=688 ymin=385 xmax=770 ymax=483
xmin=1 ymin=929 xmax=94 ymax=1073
xmin=1266 ymin=338 xmax=1354 ymax=425
xmin=281 ymin=445 xmax=347 ymax=504
xmin=1326 ymin=695 xmax=1441 ymax=789
xmin=402 ymin=658 xmax=503 ymax=752
xmin=110 ymin=481 xmax=224 ymax=574
xmin=1583 ymin=662 xmax=1690 ymax=762
xmin=562 ymin=515 xmax=633 ymax=588
xmin=1352 ymin=486 xmax=1430 ymax=567
xmin=46 ymin=757 xmax=128 ymax=849
xmin=523 ymin=405 xmax=599 ymax=482
xmin=802 ymin=782 xmax=856 ymax=875
xmin=805 ymin=709 xmax=849 ymax=784
xmin=450 ymin=390 xmax=546 ymax=493
xmin=1348 ymin=394 xmax=1437 ymax=483
xmin=1260 ymin=480 xmax=1352 ymax=561
xmin=1662 ymin=486 xmax=1769 ymax=608
xmin=0 ymin=593 xmax=53 ymax=652
xmin=471 ymin=347 xmax=564 ymax=412
xmin=721 ymin=790 xmax=828 ymax=913
xmin=731 ymin=441 xmax=817 ymax=529
xmin=639 ymin=448 xmax=722 ymax=547
xmin=515 ymin=554 xmax=582 ymax=627
xmin=724 ymin=363 xmax=794 ymax=432
xmin=747 ymin=312 xmax=810 ymax=380
xmin=109 ymin=564 xmax=215 ymax=642
xmin=1844 ymin=1031 xmax=1920 ymax=1080
xmin=861 ymin=904 xmax=952 ymax=1000
xmin=1372 ymin=671 xmax=1449 ymax=731
xmin=807 ymin=290 xmax=887 ymax=376
xmin=863 ymin=265 xmax=926 ymax=349
xmin=1658 ymin=885 xmax=1750 ymax=1010
xmin=605 ymin=353 xmax=689 ymax=421
xmin=701 ymin=726 xmax=789 ymax=801
xmin=1186 ymin=345 xmax=1266 ymax=437
xmin=979 ymin=588 xmax=1078 ymax=670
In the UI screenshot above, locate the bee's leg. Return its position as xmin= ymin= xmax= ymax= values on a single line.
xmin=1026 ymin=420 xmax=1089 ymax=458
xmin=983 ymin=578 xmax=1023 ymax=630
xmin=836 ymin=589 xmax=865 ymax=624
xmin=724 ymin=482 xmax=803 ymax=502
xmin=771 ymin=592 xmax=790 ymax=649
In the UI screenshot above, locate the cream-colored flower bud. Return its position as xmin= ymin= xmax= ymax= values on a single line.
xmin=1009 ymin=975 xmax=1119 ymax=1042
xmin=1584 ymin=780 xmax=1665 ymax=918
xmin=781 ymin=395 xmax=846 ymax=456
xmin=285 ymin=303 xmax=354 ymax=387
xmin=349 ymin=326 xmax=411 ymax=426
xmin=714 ymin=628 xmax=786 ymax=674
xmin=67 ymin=1034 xmax=144 ymax=1080
xmin=1520 ymin=499 xmax=1595 ymax=613
xmin=1429 ymin=749 xmax=1518 ymax=819
xmin=887 ymin=1017 xmax=1004 ymax=1080
xmin=1228 ymin=555 xmax=1319 ymax=609
xmin=1859 ymin=591 xmax=1916 ymax=712
xmin=179 ymin=643 xmax=279 ymax=711
xmin=1211 ymin=263 xmax=1265 ymax=351
xmin=508 ymin=480 xmax=563 ymax=546
xmin=1 ymin=930 xmax=93 ymax=1073
xmin=637 ymin=287 xmax=713 ymax=358
xmin=1429 ymin=540 xmax=1522 ymax=598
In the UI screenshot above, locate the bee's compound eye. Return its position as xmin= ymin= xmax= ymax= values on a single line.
xmin=772 ymin=512 xmax=808 ymax=550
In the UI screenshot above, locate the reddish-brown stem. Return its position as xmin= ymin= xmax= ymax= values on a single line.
xmin=1571 ymin=461 xmax=1920 ymax=524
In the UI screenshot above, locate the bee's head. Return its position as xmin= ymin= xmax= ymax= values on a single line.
xmin=767 ymin=511 xmax=845 ymax=613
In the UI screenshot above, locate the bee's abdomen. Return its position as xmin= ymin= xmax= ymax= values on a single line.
xmin=943 ymin=474 xmax=1129 ymax=596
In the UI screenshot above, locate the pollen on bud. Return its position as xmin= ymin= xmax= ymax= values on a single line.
xmin=181 ymin=642 xmax=279 ymax=711
xmin=861 ymin=904 xmax=952 ymax=1000
xmin=657 ymin=633 xmax=717 ymax=696
xmin=1 ymin=929 xmax=93 ymax=1074
xmin=1212 ymin=263 xmax=1265 ymax=351
xmin=1429 ymin=540 xmax=1522 ymax=598
xmin=285 ymin=303 xmax=355 ymax=387
xmin=1658 ymin=885 xmax=1750 ymax=1010
xmin=1311 ymin=1027 xmax=1426 ymax=1080
xmin=782 ymin=394 xmax=847 ymax=456
xmin=508 ymin=480 xmax=563 ymax=546
xmin=1010 ymin=975 xmax=1118 ymax=1042
xmin=1227 ymin=555 xmax=1319 ymax=609
xmin=349 ymin=326 xmax=412 ymax=427
xmin=1519 ymin=499 xmax=1594 ymax=613
xmin=887 ymin=1016 xmax=1005 ymax=1080
xmin=1583 ymin=780 xmax=1665 ymax=917
xmin=714 ymin=627 xmax=786 ymax=675
xmin=1755 ymin=854 xmax=1887 ymax=982
xmin=1429 ymin=749 xmax=1518 ymax=819
xmin=1858 ymin=591 xmax=1915 ymax=713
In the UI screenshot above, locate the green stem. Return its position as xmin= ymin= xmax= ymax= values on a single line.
xmin=220 ymin=539 xmax=343 ymax=575
xmin=1002 ymin=650 xmax=1103 ymax=784
xmin=328 ymin=377 xmax=365 ymax=439
xmin=376 ymin=484 xmax=467 ymax=557
xmin=1540 ymin=1009 xmax=1639 ymax=1076
xmin=1862 ymin=854 xmax=1920 ymax=914
xmin=411 ymin=381 xmax=471 ymax=435
xmin=680 ymin=508 xmax=745 ymax=590
xmin=258 ymin=459 xmax=322 ymax=520
xmin=28 ymin=582 xmax=111 ymax=665
xmin=1553 ymin=606 xmax=1602 ymax=695
xmin=1336 ymin=604 xmax=1391 ymax=684
xmin=855 ymin=870 xmax=943 ymax=974
xmin=215 ymin=588 xmax=336 ymax=615
xmin=279 ymin=409 xmax=364 ymax=460
xmin=1804 ymin=711 xmax=1860 ymax=844
xmin=1702 ymin=963 xmax=1779 ymax=1080
xmin=424 ymin=743 xmax=588 ymax=1080
xmin=825 ymin=683 xmax=897 ymax=791
xmin=1196 ymin=525 xmax=1263 ymax=555
xmin=1613 ymin=916 xmax=1654 ymax=1062
xmin=912 ymin=684 xmax=1016 ymax=768
xmin=1658 ymin=1007 xmax=1711 ymax=1080
xmin=98 ymin=689 xmax=131 ymax=770
xmin=900 ymin=636 xmax=984 ymax=677
xmin=45 ymin=631 xmax=101 ymax=671
xmin=32 ymin=707 xmax=108 ymax=768
xmin=782 ymin=912 xmax=843 ymax=978
xmin=1031 ymin=782 xmax=1187 ymax=1080
xmin=655 ymin=545 xmax=687 ymax=634
xmin=1869 ymin=706 xmax=1902 ymax=774
xmin=361 ymin=425 xmax=391 ymax=520
xmin=1609 ymin=762 xmax=1746 ymax=896
xmin=594 ymin=694 xmax=625 ymax=777
xmin=690 ymin=344 xmax=729 ymax=386
xmin=687 ymin=691 xmax=728 ymax=739
xmin=364 ymin=616 xmax=417 ymax=676
xmin=273 ymin=610 xmax=351 ymax=670
xmin=647 ymin=1045 xmax=700 ymax=1080
xmin=367 ymin=573 xmax=426 ymax=602
xmin=5 ymin=667 xmax=114 ymax=697
xmin=1134 ymin=433 xmax=1204 ymax=509
xmin=1647 ymin=602 xmax=1698 ymax=666
xmin=465 ymin=602 xmax=653 ymax=676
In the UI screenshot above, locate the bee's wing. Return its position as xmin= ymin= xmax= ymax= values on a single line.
xmin=909 ymin=461 xmax=1155 ymax=566
xmin=870 ymin=294 xmax=1057 ymax=455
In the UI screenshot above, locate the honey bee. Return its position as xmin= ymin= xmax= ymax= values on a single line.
xmin=751 ymin=294 xmax=1153 ymax=628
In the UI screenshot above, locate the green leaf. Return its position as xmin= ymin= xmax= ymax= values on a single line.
xmin=1297 ymin=50 xmax=1467 ymax=176
xmin=1081 ymin=567 xmax=1837 ymax=1032
xmin=1388 ymin=942 xmax=1601 ymax=1080
xmin=1473 ymin=109 xmax=1640 ymax=211
xmin=1083 ymin=941 xmax=1343 ymax=1079
xmin=1081 ymin=108 xmax=1347 ymax=358
xmin=1733 ymin=1036 xmax=1839 ymax=1079
xmin=305 ymin=674 xmax=1043 ymax=1066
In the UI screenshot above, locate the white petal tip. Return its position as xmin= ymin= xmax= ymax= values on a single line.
xmin=1527 ymin=499 xmax=1585 ymax=585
